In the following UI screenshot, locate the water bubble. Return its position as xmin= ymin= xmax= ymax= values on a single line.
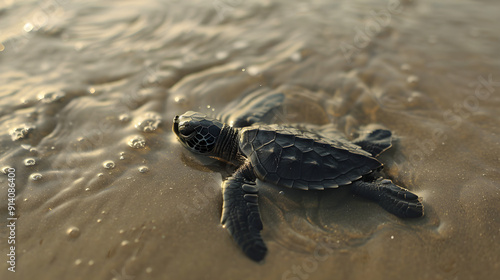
xmin=9 ymin=124 xmax=35 ymax=141
xmin=233 ymin=41 xmax=248 ymax=49
xmin=97 ymin=173 xmax=103 ymax=177
xmin=74 ymin=42 xmax=84 ymax=51
xmin=103 ymin=161 xmax=115 ymax=169
xmin=121 ymin=240 xmax=130 ymax=246
xmin=67 ymin=227 xmax=80 ymax=238
xmin=21 ymin=144 xmax=31 ymax=150
xmin=88 ymin=260 xmax=94 ymax=266
xmin=128 ymin=136 xmax=146 ymax=149
xmin=279 ymin=191 xmax=284 ymax=195
xmin=97 ymin=219 xmax=102 ymax=223
xmin=2 ymin=166 xmax=13 ymax=174
xmin=290 ymin=52 xmax=302 ymax=62
xmin=407 ymin=91 xmax=424 ymax=106
xmin=119 ymin=114 xmax=130 ymax=122
xmin=24 ymin=158 xmax=36 ymax=166
xmin=135 ymin=112 xmax=162 ymax=133
xmin=31 ymin=173 xmax=42 ymax=181
xmin=174 ymin=96 xmax=186 ymax=104
xmin=146 ymin=267 xmax=153 ymax=273
xmin=247 ymin=66 xmax=260 ymax=76
xmin=215 ymin=51 xmax=229 ymax=60
xmin=138 ymin=166 xmax=149 ymax=173
xmin=401 ymin=63 xmax=411 ymax=71
xmin=37 ymin=91 xmax=65 ymax=103
xmin=407 ymin=75 xmax=420 ymax=87
xmin=75 ymin=259 xmax=82 ymax=266
xmin=24 ymin=23 xmax=34 ymax=32
xmin=21 ymin=98 xmax=35 ymax=105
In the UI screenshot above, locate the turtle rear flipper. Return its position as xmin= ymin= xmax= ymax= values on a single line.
xmin=353 ymin=129 xmax=392 ymax=157
xmin=218 ymin=90 xmax=284 ymax=127
xmin=350 ymin=178 xmax=424 ymax=218
xmin=221 ymin=163 xmax=267 ymax=261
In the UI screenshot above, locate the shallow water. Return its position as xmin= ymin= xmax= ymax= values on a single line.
xmin=1 ymin=0 xmax=499 ymax=279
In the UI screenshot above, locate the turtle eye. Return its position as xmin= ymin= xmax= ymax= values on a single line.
xmin=178 ymin=122 xmax=195 ymax=137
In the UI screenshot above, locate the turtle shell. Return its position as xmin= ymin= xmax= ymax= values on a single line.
xmin=239 ymin=125 xmax=382 ymax=190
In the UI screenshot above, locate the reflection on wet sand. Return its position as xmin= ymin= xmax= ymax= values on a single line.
xmin=0 ymin=0 xmax=499 ymax=279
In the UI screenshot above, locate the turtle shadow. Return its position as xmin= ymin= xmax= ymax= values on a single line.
xmin=258 ymin=181 xmax=439 ymax=254
xmin=179 ymin=151 xmax=238 ymax=178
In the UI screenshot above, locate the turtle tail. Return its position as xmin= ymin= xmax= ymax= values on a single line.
xmin=350 ymin=178 xmax=424 ymax=218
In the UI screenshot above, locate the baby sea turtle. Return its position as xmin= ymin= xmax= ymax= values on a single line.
xmin=172 ymin=91 xmax=423 ymax=262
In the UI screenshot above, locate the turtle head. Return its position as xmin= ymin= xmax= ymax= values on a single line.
xmin=173 ymin=111 xmax=223 ymax=155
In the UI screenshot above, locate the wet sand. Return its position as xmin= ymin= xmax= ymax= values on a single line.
xmin=1 ymin=0 xmax=499 ymax=279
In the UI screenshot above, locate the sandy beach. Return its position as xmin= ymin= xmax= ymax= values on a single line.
xmin=1 ymin=0 xmax=499 ymax=279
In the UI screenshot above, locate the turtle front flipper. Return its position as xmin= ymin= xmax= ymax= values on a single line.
xmin=218 ymin=90 xmax=284 ymax=127
xmin=221 ymin=163 xmax=267 ymax=261
xmin=350 ymin=178 xmax=424 ymax=218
